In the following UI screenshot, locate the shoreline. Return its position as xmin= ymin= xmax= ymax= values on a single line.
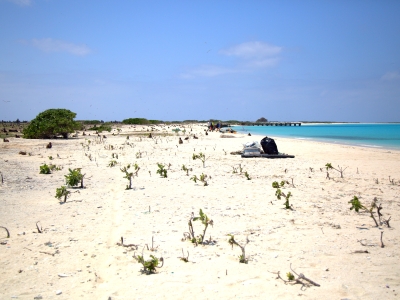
xmin=234 ymin=124 xmax=400 ymax=152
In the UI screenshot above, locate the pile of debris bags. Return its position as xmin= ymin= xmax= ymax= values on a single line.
xmin=242 ymin=136 xmax=279 ymax=157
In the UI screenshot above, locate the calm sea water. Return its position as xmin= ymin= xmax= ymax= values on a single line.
xmin=234 ymin=123 xmax=400 ymax=150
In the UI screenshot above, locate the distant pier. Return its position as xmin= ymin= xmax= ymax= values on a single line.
xmin=246 ymin=122 xmax=302 ymax=126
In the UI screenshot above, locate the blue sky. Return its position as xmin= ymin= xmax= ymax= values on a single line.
xmin=1 ymin=0 xmax=399 ymax=122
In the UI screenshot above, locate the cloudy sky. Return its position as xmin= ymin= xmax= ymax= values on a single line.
xmin=1 ymin=0 xmax=399 ymax=122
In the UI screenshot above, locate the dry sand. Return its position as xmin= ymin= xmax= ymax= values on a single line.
xmin=1 ymin=124 xmax=399 ymax=299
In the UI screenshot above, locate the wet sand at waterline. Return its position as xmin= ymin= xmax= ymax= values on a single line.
xmin=1 ymin=124 xmax=399 ymax=299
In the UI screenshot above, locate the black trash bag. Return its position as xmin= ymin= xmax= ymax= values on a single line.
xmin=260 ymin=136 xmax=278 ymax=154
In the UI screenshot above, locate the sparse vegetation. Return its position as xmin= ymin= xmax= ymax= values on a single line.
xmin=65 ymin=168 xmax=85 ymax=188
xmin=156 ymin=163 xmax=167 ymax=178
xmin=134 ymin=250 xmax=164 ymax=274
xmin=325 ymin=163 xmax=347 ymax=178
xmin=272 ymin=181 xmax=292 ymax=209
xmin=228 ymin=234 xmax=249 ymax=263
xmin=121 ymin=164 xmax=140 ymax=189
xmin=191 ymin=173 xmax=209 ymax=186
xmin=192 ymin=152 xmax=208 ymax=168
xmin=55 ymin=186 xmax=70 ymax=203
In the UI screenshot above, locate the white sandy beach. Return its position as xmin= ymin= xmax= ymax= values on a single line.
xmin=1 ymin=124 xmax=399 ymax=299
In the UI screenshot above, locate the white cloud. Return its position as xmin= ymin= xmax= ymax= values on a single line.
xmin=381 ymin=71 xmax=400 ymax=81
xmin=7 ymin=0 xmax=32 ymax=6
xmin=181 ymin=65 xmax=235 ymax=79
xmin=220 ymin=41 xmax=282 ymax=59
xmin=182 ymin=41 xmax=282 ymax=79
xmin=22 ymin=38 xmax=91 ymax=56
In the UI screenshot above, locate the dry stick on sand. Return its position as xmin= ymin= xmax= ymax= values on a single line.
xmin=1 ymin=226 xmax=10 ymax=238
xmin=178 ymin=248 xmax=189 ymax=262
xmin=36 ymin=221 xmax=42 ymax=233
xmin=277 ymin=263 xmax=320 ymax=290
xmin=380 ymin=232 xmax=385 ymax=248
xmin=146 ymin=236 xmax=159 ymax=251
xmin=117 ymin=237 xmax=138 ymax=250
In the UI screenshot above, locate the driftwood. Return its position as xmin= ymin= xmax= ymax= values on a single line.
xmin=116 ymin=237 xmax=138 ymax=250
xmin=178 ymin=248 xmax=189 ymax=262
xmin=1 ymin=226 xmax=10 ymax=238
xmin=277 ymin=263 xmax=320 ymax=290
xmin=36 ymin=221 xmax=43 ymax=233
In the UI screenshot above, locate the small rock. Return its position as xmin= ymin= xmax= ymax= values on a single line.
xmin=58 ymin=273 xmax=69 ymax=277
xmin=34 ymin=296 xmax=43 ymax=300
xmin=56 ymin=290 xmax=62 ymax=295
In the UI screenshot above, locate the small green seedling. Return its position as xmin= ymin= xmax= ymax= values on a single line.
xmin=48 ymin=156 xmax=53 ymax=160
xmin=55 ymin=186 xmax=70 ymax=203
xmin=228 ymin=234 xmax=249 ymax=264
xmin=134 ymin=250 xmax=164 ymax=274
xmin=348 ymin=196 xmax=380 ymax=227
xmin=108 ymin=160 xmax=117 ymax=167
xmin=193 ymin=209 xmax=213 ymax=244
xmin=112 ymin=153 xmax=118 ymax=159
xmin=272 ymin=181 xmax=292 ymax=209
xmin=181 ymin=164 xmax=192 ymax=176
xmin=65 ymin=168 xmax=85 ymax=188
xmin=244 ymin=171 xmax=251 ymax=180
xmin=156 ymin=163 xmax=167 ymax=178
xmin=136 ymin=151 xmax=142 ymax=159
xmin=192 ymin=152 xmax=208 ymax=168
xmin=325 ymin=163 xmax=347 ymax=179
xmin=39 ymin=164 xmax=51 ymax=174
xmin=191 ymin=173 xmax=208 ymax=186
xmin=121 ymin=164 xmax=140 ymax=189
xmin=287 ymin=272 xmax=295 ymax=281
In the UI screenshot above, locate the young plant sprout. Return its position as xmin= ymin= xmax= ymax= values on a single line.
xmin=65 ymin=168 xmax=85 ymax=188
xmin=156 ymin=163 xmax=167 ymax=178
xmin=134 ymin=249 xmax=164 ymax=274
xmin=348 ymin=196 xmax=387 ymax=227
xmin=244 ymin=171 xmax=251 ymax=180
xmin=108 ymin=160 xmax=117 ymax=167
xmin=272 ymin=181 xmax=292 ymax=209
xmin=39 ymin=164 xmax=51 ymax=174
xmin=228 ymin=234 xmax=249 ymax=263
xmin=55 ymin=186 xmax=70 ymax=203
xmin=192 ymin=152 xmax=208 ymax=168
xmin=181 ymin=164 xmax=192 ymax=176
xmin=325 ymin=163 xmax=348 ymax=178
xmin=192 ymin=209 xmax=213 ymax=244
xmin=120 ymin=164 xmax=140 ymax=189
xmin=191 ymin=173 xmax=208 ymax=186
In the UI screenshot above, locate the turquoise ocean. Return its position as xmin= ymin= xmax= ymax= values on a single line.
xmin=234 ymin=123 xmax=400 ymax=150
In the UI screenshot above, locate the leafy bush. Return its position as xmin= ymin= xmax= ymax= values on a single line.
xmin=40 ymin=164 xmax=51 ymax=174
xmin=65 ymin=168 xmax=85 ymax=188
xmin=87 ymin=124 xmax=112 ymax=132
xmin=23 ymin=109 xmax=80 ymax=139
xmin=156 ymin=163 xmax=167 ymax=178
xmin=55 ymin=186 xmax=70 ymax=202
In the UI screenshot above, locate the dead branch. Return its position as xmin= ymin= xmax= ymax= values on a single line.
xmin=380 ymin=232 xmax=384 ymax=248
xmin=36 ymin=221 xmax=42 ymax=233
xmin=117 ymin=237 xmax=138 ymax=250
xmin=277 ymin=263 xmax=320 ymax=290
xmin=351 ymin=250 xmax=369 ymax=254
xmin=178 ymin=248 xmax=189 ymax=262
xmin=146 ymin=236 xmax=159 ymax=251
xmin=0 ymin=226 xmax=10 ymax=238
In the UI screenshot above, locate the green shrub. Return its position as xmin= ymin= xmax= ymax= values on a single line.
xmin=87 ymin=124 xmax=112 ymax=132
xmin=39 ymin=164 xmax=51 ymax=174
xmin=65 ymin=168 xmax=85 ymax=188
xmin=55 ymin=186 xmax=70 ymax=202
xmin=23 ymin=109 xmax=80 ymax=139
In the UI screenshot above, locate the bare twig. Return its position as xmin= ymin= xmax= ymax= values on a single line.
xmin=117 ymin=237 xmax=138 ymax=250
xmin=277 ymin=263 xmax=320 ymax=290
xmin=380 ymin=232 xmax=384 ymax=248
xmin=36 ymin=221 xmax=42 ymax=233
xmin=178 ymin=248 xmax=189 ymax=262
xmin=0 ymin=226 xmax=10 ymax=238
